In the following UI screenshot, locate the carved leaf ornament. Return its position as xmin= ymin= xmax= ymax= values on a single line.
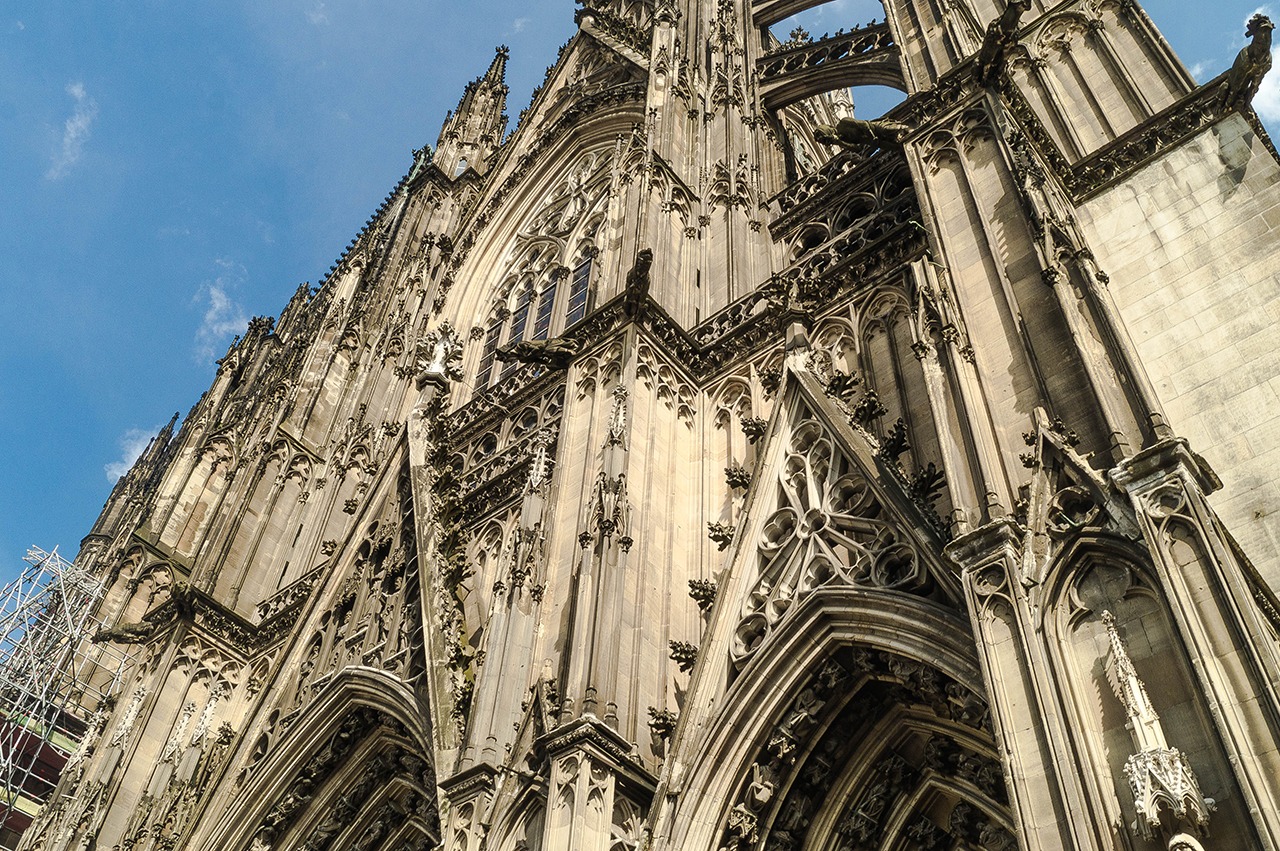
xmin=733 ymin=416 xmax=926 ymax=669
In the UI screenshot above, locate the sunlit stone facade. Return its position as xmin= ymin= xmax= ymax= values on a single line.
xmin=23 ymin=2 xmax=1280 ymax=849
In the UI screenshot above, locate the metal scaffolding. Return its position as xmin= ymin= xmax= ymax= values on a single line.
xmin=0 ymin=547 xmax=133 ymax=847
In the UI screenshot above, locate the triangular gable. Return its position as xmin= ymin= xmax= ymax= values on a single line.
xmin=1018 ymin=408 xmax=1143 ymax=584
xmin=710 ymin=363 xmax=964 ymax=677
xmin=529 ymin=31 xmax=648 ymax=134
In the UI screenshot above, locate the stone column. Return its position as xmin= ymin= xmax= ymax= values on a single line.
xmin=948 ymin=520 xmax=1111 ymax=850
xmin=1112 ymin=439 xmax=1280 ymax=849
xmin=539 ymin=718 xmax=653 ymax=851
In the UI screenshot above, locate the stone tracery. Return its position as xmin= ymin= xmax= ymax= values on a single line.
xmin=732 ymin=413 xmax=934 ymax=670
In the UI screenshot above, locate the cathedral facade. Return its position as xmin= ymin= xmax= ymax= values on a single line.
xmin=18 ymin=0 xmax=1280 ymax=849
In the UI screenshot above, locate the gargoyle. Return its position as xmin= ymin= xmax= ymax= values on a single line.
xmin=814 ymin=117 xmax=910 ymax=150
xmin=169 ymin=580 xmax=198 ymax=619
xmin=622 ymin=248 xmax=653 ymax=320
xmin=976 ymin=0 xmax=1032 ymax=86
xmin=91 ymin=620 xmax=158 ymax=645
xmin=496 ymin=338 xmax=576 ymax=369
xmin=1222 ymin=13 xmax=1274 ymax=111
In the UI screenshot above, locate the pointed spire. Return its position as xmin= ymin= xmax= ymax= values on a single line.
xmin=484 ymin=44 xmax=509 ymax=84
xmin=435 ymin=46 xmax=510 ymax=179
xmin=1101 ymin=612 xmax=1212 ymax=844
xmin=1102 ymin=611 xmax=1165 ymax=752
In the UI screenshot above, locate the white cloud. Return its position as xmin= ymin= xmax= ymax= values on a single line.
xmin=306 ymin=2 xmax=330 ymax=25
xmin=194 ymin=258 xmax=251 ymax=362
xmin=104 ymin=428 xmax=158 ymax=481
xmin=46 ymin=81 xmax=98 ymax=181
xmin=14 ymin=20 xmax=25 ymax=31
xmin=512 ymin=17 xmax=529 ymax=33
xmin=1254 ymin=49 xmax=1280 ymax=124
xmin=1188 ymin=60 xmax=1214 ymax=81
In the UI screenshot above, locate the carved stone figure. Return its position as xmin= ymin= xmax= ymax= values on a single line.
xmin=496 ymin=338 xmax=576 ymax=369
xmin=169 ymin=580 xmax=198 ymax=619
xmin=1222 ymin=13 xmax=1275 ymax=110
xmin=91 ymin=620 xmax=157 ymax=645
xmin=976 ymin=0 xmax=1032 ymax=86
xmin=622 ymin=248 xmax=653 ymax=319
xmin=813 ymin=117 xmax=910 ymax=150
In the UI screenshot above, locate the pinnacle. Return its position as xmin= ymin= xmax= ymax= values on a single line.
xmin=485 ymin=45 xmax=510 ymax=83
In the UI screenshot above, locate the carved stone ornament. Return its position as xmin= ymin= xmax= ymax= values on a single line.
xmin=813 ymin=117 xmax=910 ymax=150
xmin=1103 ymin=612 xmax=1212 ymax=843
xmin=1222 ymin=13 xmax=1275 ymax=111
xmin=415 ymin=321 xmax=465 ymax=383
xmin=976 ymin=0 xmax=1031 ymax=86
xmin=496 ymin=337 xmax=576 ymax=369
xmin=732 ymin=418 xmax=926 ymax=670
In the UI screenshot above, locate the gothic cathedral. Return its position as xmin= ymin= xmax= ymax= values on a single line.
xmin=20 ymin=1 xmax=1280 ymax=849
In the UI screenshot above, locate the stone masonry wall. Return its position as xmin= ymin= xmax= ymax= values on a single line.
xmin=1080 ymin=113 xmax=1280 ymax=588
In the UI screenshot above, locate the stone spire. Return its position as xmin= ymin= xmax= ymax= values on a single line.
xmin=435 ymin=45 xmax=510 ymax=178
xmin=1102 ymin=612 xmax=1212 ymax=849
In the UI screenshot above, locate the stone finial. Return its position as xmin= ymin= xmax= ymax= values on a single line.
xmin=1101 ymin=612 xmax=1212 ymax=846
xmin=415 ymin=322 xmax=464 ymax=386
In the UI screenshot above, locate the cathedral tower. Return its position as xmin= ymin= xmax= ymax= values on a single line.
xmin=17 ymin=1 xmax=1280 ymax=850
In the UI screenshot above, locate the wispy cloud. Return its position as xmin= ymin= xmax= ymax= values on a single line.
xmin=1255 ymin=53 xmax=1280 ymax=123
xmin=104 ymin=427 xmax=158 ymax=481
xmin=194 ymin=258 xmax=250 ymax=362
xmin=511 ymin=17 xmax=530 ymax=34
xmin=46 ymin=81 xmax=98 ymax=181
xmin=306 ymin=2 xmax=329 ymax=26
xmin=1188 ymin=60 xmax=1214 ymax=81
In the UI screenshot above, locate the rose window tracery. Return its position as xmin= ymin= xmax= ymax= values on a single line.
xmin=733 ymin=418 xmax=928 ymax=669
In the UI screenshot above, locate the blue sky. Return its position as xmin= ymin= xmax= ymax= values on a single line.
xmin=1 ymin=0 xmax=1275 ymax=582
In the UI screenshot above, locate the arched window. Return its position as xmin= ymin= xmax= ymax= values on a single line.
xmin=474 ymin=252 xmax=598 ymax=391
xmin=473 ymin=150 xmax=612 ymax=391
xmin=565 ymin=253 xmax=593 ymax=327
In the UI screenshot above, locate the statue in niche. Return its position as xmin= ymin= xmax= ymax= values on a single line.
xmin=813 ymin=117 xmax=910 ymax=150
xmin=975 ymin=0 xmax=1032 ymax=86
xmin=496 ymin=338 xmax=576 ymax=370
xmin=1222 ymin=14 xmax=1275 ymax=111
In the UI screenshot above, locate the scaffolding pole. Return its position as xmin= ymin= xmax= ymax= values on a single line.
xmin=0 ymin=547 xmax=133 ymax=847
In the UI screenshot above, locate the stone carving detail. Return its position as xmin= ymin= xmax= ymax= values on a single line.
xmin=717 ymin=660 xmax=848 ymax=850
xmin=1103 ymin=612 xmax=1212 ymax=845
xmin=647 ymin=706 xmax=678 ymax=740
xmin=708 ymin=522 xmax=736 ymax=550
xmin=1222 ymin=13 xmax=1274 ymax=111
xmin=757 ymin=22 xmax=897 ymax=93
xmin=689 ymin=578 xmax=718 ymax=611
xmin=814 ymin=118 xmax=910 ymax=151
xmin=976 ymin=0 xmax=1031 ymax=85
xmin=731 ymin=418 xmax=927 ymax=670
xmin=496 ymin=338 xmax=576 ymax=369
xmin=415 ymin=321 xmax=464 ymax=382
xmin=637 ymin=341 xmax=696 ymax=423
xmin=838 ymin=753 xmax=913 ymax=845
xmin=669 ymin=640 xmax=698 ymax=673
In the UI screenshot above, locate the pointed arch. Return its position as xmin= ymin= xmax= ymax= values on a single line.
xmin=1035 ymin=532 xmax=1263 ymax=847
xmin=659 ymin=586 xmax=1000 ymax=851
xmin=198 ymin=667 xmax=437 ymax=851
